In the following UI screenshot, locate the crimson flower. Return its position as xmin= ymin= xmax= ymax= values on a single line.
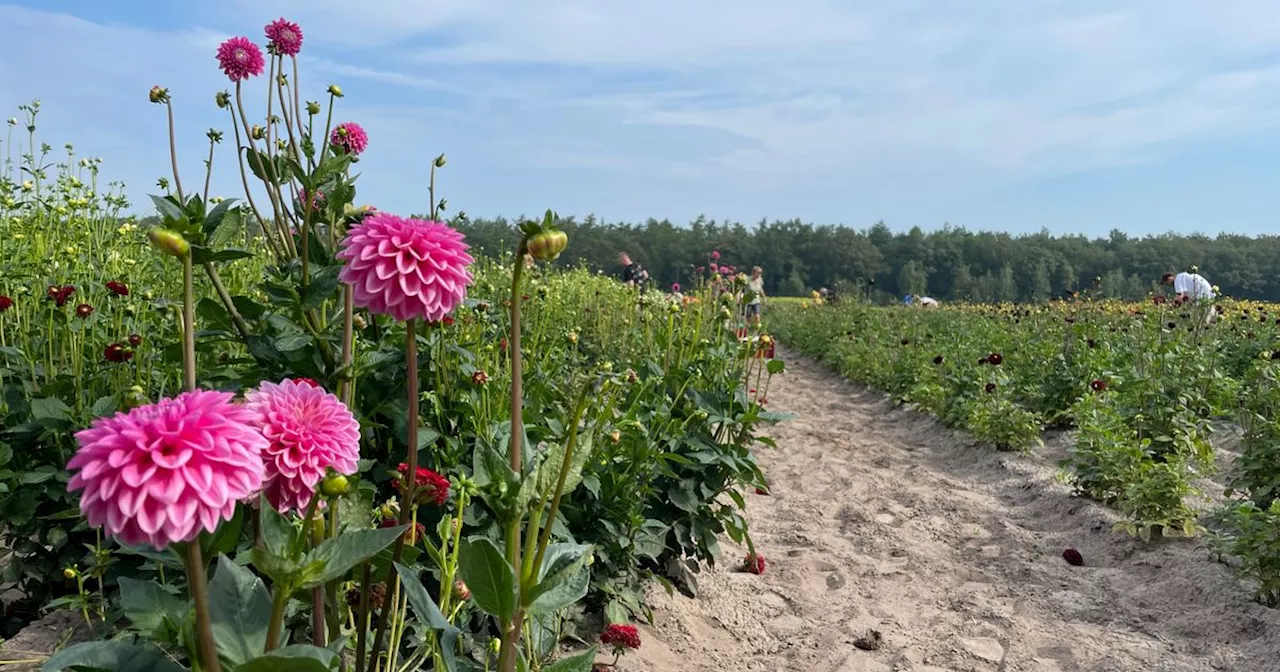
xmin=47 ymin=284 xmax=75 ymax=307
xmin=1062 ymin=548 xmax=1084 ymax=566
xmin=105 ymin=281 xmax=129 ymax=297
xmin=744 ymin=552 xmax=766 ymax=575
xmin=600 ymin=624 xmax=641 ymax=652
xmin=471 ymin=370 xmax=489 ymax=386
xmin=75 ymin=303 xmax=94 ymax=319
xmin=0 ymin=295 xmax=12 ymax=312
xmin=933 ymin=355 xmax=944 ymax=365
xmin=984 ymin=382 xmax=997 ymax=393
xmin=987 ymin=352 xmax=1003 ymax=366
xmin=128 ymin=334 xmax=143 ymax=347
xmin=104 ymin=343 xmax=133 ymax=363
xmin=1089 ymin=379 xmax=1107 ymax=392
xmin=394 ymin=463 xmax=450 ymax=506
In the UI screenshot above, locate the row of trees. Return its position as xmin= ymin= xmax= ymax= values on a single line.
xmin=449 ymin=215 xmax=1279 ymax=303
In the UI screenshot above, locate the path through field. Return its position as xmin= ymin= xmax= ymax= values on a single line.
xmin=610 ymin=350 xmax=1280 ymax=672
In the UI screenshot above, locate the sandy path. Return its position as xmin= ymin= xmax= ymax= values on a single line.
xmin=610 ymin=350 xmax=1280 ymax=672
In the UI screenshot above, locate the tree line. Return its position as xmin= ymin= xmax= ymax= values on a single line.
xmin=448 ymin=215 xmax=1280 ymax=303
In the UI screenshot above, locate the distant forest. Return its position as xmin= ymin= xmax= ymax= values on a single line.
xmin=449 ymin=215 xmax=1279 ymax=303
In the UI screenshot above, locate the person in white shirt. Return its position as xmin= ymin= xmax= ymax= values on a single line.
xmin=914 ymin=295 xmax=939 ymax=308
xmin=746 ymin=266 xmax=765 ymax=325
xmin=1161 ymin=270 xmax=1216 ymax=323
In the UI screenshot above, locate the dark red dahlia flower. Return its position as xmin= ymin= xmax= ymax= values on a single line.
xmin=104 ymin=343 xmax=133 ymax=363
xmin=75 ymin=303 xmax=94 ymax=319
xmin=0 ymin=295 xmax=12 ymax=312
xmin=744 ymin=552 xmax=766 ymax=575
xmin=394 ymin=463 xmax=451 ymax=506
xmin=600 ymin=624 xmax=641 ymax=651
xmin=987 ymin=352 xmax=1003 ymax=366
xmin=1062 ymin=548 xmax=1083 ymax=566
xmin=1089 ymin=379 xmax=1107 ymax=392
xmin=128 ymin=334 xmax=143 ymax=347
xmin=105 ymin=280 xmax=129 ymax=297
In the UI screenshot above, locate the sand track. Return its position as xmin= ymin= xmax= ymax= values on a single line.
xmin=609 ymin=350 xmax=1280 ymax=672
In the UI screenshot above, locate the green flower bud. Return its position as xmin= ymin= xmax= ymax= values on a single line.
xmin=306 ymin=101 xmax=321 ymax=115
xmin=328 ymin=84 xmax=344 ymax=97
xmin=434 ymin=154 xmax=447 ymax=168
xmin=320 ymin=473 xmax=350 ymax=497
xmin=215 ymin=91 xmax=231 ymax=109
xmin=149 ymin=86 xmax=169 ymax=104
xmin=148 ymin=228 xmax=190 ymax=258
xmin=251 ymin=125 xmax=266 ymax=140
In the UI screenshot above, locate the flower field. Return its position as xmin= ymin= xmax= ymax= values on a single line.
xmin=770 ymin=296 xmax=1280 ymax=605
xmin=0 ymin=18 xmax=781 ymax=672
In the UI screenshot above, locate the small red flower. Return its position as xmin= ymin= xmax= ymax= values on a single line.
xmin=744 ymin=552 xmax=766 ymax=575
xmin=933 ymin=355 xmax=944 ymax=365
xmin=471 ymin=370 xmax=489 ymax=386
xmin=47 ymin=285 xmax=75 ymax=307
xmin=984 ymin=382 xmax=997 ymax=394
xmin=1062 ymin=548 xmax=1084 ymax=566
xmin=1089 ymin=379 xmax=1107 ymax=392
xmin=987 ymin=352 xmax=1003 ymax=366
xmin=441 ymin=315 xmax=455 ymax=327
xmin=671 ymin=283 xmax=681 ymax=292
xmin=103 ymin=343 xmax=133 ymax=363
xmin=294 ymin=377 xmax=321 ymax=388
xmin=900 ymin=338 xmax=910 ymax=346
xmin=128 ymin=334 xmax=143 ymax=347
xmin=75 ymin=303 xmax=94 ymax=319
xmin=105 ymin=280 xmax=129 ymax=297
xmin=600 ymin=624 xmax=641 ymax=652
xmin=1152 ymin=295 xmax=1166 ymax=305
xmin=394 ymin=463 xmax=450 ymax=506
xmin=0 ymin=295 xmax=12 ymax=312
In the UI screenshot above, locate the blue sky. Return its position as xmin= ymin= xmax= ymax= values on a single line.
xmin=2 ymin=1 xmax=1279 ymax=237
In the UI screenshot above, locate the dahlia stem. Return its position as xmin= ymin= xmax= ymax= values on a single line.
xmin=202 ymin=134 xmax=215 ymax=205
xmin=354 ymin=562 xmax=372 ymax=672
xmin=201 ymin=260 xmax=251 ymax=341
xmin=164 ymin=99 xmax=185 ymax=203
xmin=265 ymin=585 xmax=289 ymax=653
xmin=367 ymin=319 xmax=420 ymax=672
xmin=499 ymin=242 xmax=528 ymax=672
xmin=182 ymin=255 xmax=196 ymax=392
xmin=184 ymin=543 xmax=222 ymax=672
xmin=311 ymin=502 xmax=326 ymax=648
xmin=338 ymin=286 xmax=356 ymax=406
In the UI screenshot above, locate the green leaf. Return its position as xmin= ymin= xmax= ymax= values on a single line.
xmin=29 ymin=397 xmax=72 ymax=422
xmin=275 ymin=333 xmax=313 ymax=352
xmin=526 ymin=543 xmax=592 ymax=616
xmin=667 ymin=481 xmax=698 ymax=512
xmin=301 ymin=266 xmax=342 ymax=311
xmin=42 ymin=640 xmax=185 ymax=672
xmin=118 ymin=577 xmax=186 ymax=638
xmin=205 ymin=200 xmax=243 ymax=247
xmin=208 ymin=554 xmax=273 ymax=666
xmin=299 ymin=526 xmax=406 ymax=588
xmin=211 ymin=248 xmax=255 ymax=262
xmin=543 ymin=647 xmax=599 ymax=672
xmin=458 ymin=537 xmax=517 ymax=622
xmin=149 ymin=194 xmax=187 ymax=226
xmin=90 ymin=395 xmax=117 ymax=417
xmin=260 ymin=495 xmax=295 ymax=557
xmin=766 ymin=359 xmax=786 ymax=375
xmin=233 ymin=645 xmax=338 ymax=672
xmin=534 ymin=432 xmax=595 ymax=503
xmin=393 ymin=563 xmax=460 ymax=670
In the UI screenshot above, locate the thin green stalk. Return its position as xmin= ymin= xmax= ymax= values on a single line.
xmin=265 ymin=583 xmax=289 ymax=653
xmin=184 ymin=543 xmax=221 ymax=672
xmin=498 ymin=241 xmax=528 ymax=672
xmin=367 ymin=319 xmax=420 ymax=671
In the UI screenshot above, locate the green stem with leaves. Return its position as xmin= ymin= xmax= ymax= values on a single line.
xmin=498 ymin=241 xmax=528 ymax=672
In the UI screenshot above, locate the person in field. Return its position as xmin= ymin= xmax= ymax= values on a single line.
xmin=915 ymin=295 xmax=939 ymax=308
xmin=618 ymin=252 xmax=643 ymax=286
xmin=746 ymin=266 xmax=765 ymax=325
xmin=1160 ymin=270 xmax=1216 ymax=323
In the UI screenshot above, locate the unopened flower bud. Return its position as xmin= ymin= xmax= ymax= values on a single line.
xmin=353 ymin=313 xmax=367 ymax=329
xmin=148 ymin=86 xmax=169 ymax=104
xmin=306 ymin=101 xmax=321 ymax=115
xmin=5 ymin=118 xmax=15 ymax=126
xmin=328 ymin=84 xmax=344 ymax=97
xmin=251 ymin=125 xmax=266 ymax=140
xmin=20 ymin=180 xmax=32 ymax=192
xmin=320 ymin=473 xmax=350 ymax=497
xmin=454 ymin=580 xmax=471 ymax=601
xmin=148 ymin=228 xmax=190 ymax=258
xmin=215 ymin=91 xmax=231 ymax=109
xmin=63 ymin=567 xmax=78 ymax=579
xmin=610 ymin=429 xmax=621 ymax=444
xmin=434 ymin=154 xmax=447 ymax=168
xmin=123 ymin=385 xmax=148 ymax=409
xmin=311 ymin=515 xmax=326 ymax=539
xmin=276 ymin=139 xmax=287 ymax=151
xmin=489 ymin=639 xmax=502 ymax=655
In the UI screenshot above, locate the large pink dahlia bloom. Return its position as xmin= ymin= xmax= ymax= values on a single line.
xmin=216 ymin=36 xmax=265 ymax=81
xmin=244 ymin=379 xmax=361 ymax=513
xmin=337 ymin=213 xmax=474 ymax=322
xmin=329 ymin=122 xmax=369 ymax=155
xmin=68 ymin=390 xmax=267 ymax=550
xmin=265 ymin=18 xmax=304 ymax=57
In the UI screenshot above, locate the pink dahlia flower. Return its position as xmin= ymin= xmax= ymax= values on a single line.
xmin=330 ymin=122 xmax=369 ymax=155
xmin=265 ymin=18 xmax=304 ymax=57
xmin=337 ymin=213 xmax=474 ymax=322
xmin=68 ymin=390 xmax=267 ymax=550
xmin=216 ymin=36 xmax=265 ymax=81
xmin=244 ymin=379 xmax=361 ymax=513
